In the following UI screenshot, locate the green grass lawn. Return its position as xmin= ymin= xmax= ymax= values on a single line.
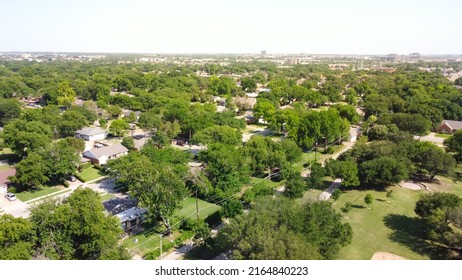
xmin=0 ymin=148 xmax=16 ymax=161
xmin=331 ymin=186 xmax=434 ymax=260
xmin=435 ymin=133 xmax=451 ymax=139
xmin=298 ymin=189 xmax=323 ymax=204
xmin=293 ymin=151 xmax=317 ymax=171
xmin=249 ymin=176 xmax=284 ymax=189
xmin=123 ymin=223 xmax=181 ymax=257
xmin=15 ymin=186 xmax=65 ymax=202
xmin=78 ymin=166 xmax=105 ymax=182
xmin=175 ymin=197 xmax=221 ymax=220
xmin=100 ymin=193 xmax=115 ymax=202
xmin=0 ymin=164 xmax=14 ymax=171
xmin=122 ymin=197 xmax=215 ymax=258
xmin=26 ymin=189 xmax=72 ymax=204
xmin=0 ymin=148 xmax=13 ymax=155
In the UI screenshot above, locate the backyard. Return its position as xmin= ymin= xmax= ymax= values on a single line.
xmin=175 ymin=197 xmax=221 ymax=220
xmin=123 ymin=197 xmax=221 ymax=257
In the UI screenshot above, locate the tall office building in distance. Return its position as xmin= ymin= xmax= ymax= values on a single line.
xmin=261 ymin=50 xmax=267 ymax=57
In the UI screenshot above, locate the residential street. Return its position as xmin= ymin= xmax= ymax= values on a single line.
xmin=0 ymin=177 xmax=119 ymax=218
xmin=414 ymin=132 xmax=445 ymax=147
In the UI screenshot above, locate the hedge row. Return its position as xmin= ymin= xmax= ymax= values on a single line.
xmin=144 ymin=230 xmax=195 ymax=260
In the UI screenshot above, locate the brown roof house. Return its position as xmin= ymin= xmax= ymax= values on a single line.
xmin=436 ymin=120 xmax=462 ymax=134
xmin=0 ymin=168 xmax=16 ymax=194
xmin=82 ymin=143 xmax=128 ymax=165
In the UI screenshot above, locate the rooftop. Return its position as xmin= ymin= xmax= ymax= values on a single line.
xmin=0 ymin=168 xmax=16 ymax=186
xmin=442 ymin=120 xmax=462 ymax=130
xmin=83 ymin=143 xmax=128 ymax=159
xmin=116 ymin=207 xmax=147 ymax=223
xmin=76 ymin=127 xmax=107 ymax=136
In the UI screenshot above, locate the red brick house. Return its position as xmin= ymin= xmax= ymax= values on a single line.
xmin=436 ymin=120 xmax=462 ymax=134
xmin=0 ymin=168 xmax=16 ymax=194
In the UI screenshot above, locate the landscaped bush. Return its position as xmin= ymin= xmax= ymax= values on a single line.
xmin=242 ymin=181 xmax=274 ymax=203
xmin=144 ymin=230 xmax=194 ymax=260
xmin=93 ymin=164 xmax=106 ymax=172
xmin=74 ymin=173 xmax=86 ymax=182
xmin=204 ymin=211 xmax=222 ymax=228
xmin=7 ymin=186 xmax=16 ymax=193
xmin=79 ymin=162 xmax=91 ymax=170
xmin=325 ymin=146 xmax=335 ymax=154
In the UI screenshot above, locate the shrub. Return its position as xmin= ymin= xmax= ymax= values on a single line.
xmin=341 ymin=201 xmax=352 ymax=213
xmin=79 ymin=162 xmax=91 ymax=170
xmin=7 ymin=186 xmax=16 ymax=193
xmin=365 ymin=194 xmax=374 ymax=205
xmin=144 ymin=230 xmax=195 ymax=260
xmin=386 ymin=190 xmax=394 ymax=198
xmin=325 ymin=146 xmax=335 ymax=154
xmin=74 ymin=173 xmax=86 ymax=183
xmin=331 ymin=189 xmax=342 ymax=201
xmin=204 ymin=211 xmax=222 ymax=227
xmin=220 ymin=199 xmax=243 ymax=218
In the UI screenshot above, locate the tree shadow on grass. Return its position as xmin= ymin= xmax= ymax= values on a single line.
xmin=383 ymin=214 xmax=450 ymax=259
xmin=351 ymin=204 xmax=365 ymax=209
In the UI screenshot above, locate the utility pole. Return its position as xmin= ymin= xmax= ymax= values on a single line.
xmin=159 ymin=234 xmax=163 ymax=260
xmin=195 ymin=189 xmax=199 ymax=221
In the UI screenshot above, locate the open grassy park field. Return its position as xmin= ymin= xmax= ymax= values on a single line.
xmin=330 ymin=176 xmax=462 ymax=260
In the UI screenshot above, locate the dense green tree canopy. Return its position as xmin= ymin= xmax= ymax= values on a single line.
xmin=29 ymin=188 xmax=129 ymax=260
xmin=0 ymin=215 xmax=35 ymax=260
xmin=216 ymin=197 xmax=352 ymax=260
xmin=191 ymin=125 xmax=242 ymax=146
xmin=198 ymin=144 xmax=251 ymax=199
xmin=415 ymin=193 xmax=462 ymax=258
xmin=0 ymin=98 xmax=21 ymax=126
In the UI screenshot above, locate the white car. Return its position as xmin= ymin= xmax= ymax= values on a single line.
xmin=5 ymin=192 xmax=17 ymax=201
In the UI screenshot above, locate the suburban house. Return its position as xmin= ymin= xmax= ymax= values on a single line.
xmin=0 ymin=168 xmax=16 ymax=194
xmin=348 ymin=126 xmax=361 ymax=142
xmin=75 ymin=127 xmax=108 ymax=141
xmin=133 ymin=137 xmax=149 ymax=151
xmin=116 ymin=207 xmax=147 ymax=231
xmin=436 ymin=120 xmax=462 ymax=134
xmin=82 ymin=143 xmax=128 ymax=165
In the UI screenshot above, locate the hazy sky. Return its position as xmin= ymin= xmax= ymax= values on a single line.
xmin=1 ymin=0 xmax=461 ymax=54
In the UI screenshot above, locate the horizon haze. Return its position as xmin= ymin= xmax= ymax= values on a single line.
xmin=1 ymin=0 xmax=461 ymax=55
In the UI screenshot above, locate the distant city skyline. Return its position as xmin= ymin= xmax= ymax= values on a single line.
xmin=1 ymin=0 xmax=461 ymax=55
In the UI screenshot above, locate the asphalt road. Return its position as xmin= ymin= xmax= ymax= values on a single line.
xmin=0 ymin=178 xmax=118 ymax=218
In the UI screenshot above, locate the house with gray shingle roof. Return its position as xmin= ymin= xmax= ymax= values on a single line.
xmin=75 ymin=127 xmax=107 ymax=141
xmin=436 ymin=120 xmax=462 ymax=134
xmin=82 ymin=143 xmax=128 ymax=165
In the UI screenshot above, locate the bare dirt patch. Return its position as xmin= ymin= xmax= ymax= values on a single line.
xmin=371 ymin=251 xmax=408 ymax=260
xmin=400 ymin=181 xmax=424 ymax=190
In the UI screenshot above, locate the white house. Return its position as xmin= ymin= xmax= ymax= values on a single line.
xmin=75 ymin=127 xmax=107 ymax=141
xmin=82 ymin=143 xmax=128 ymax=165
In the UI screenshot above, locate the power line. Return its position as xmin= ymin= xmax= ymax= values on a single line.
xmin=124 ymin=170 xmax=284 ymax=256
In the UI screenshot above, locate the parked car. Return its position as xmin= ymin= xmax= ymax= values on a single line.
xmin=5 ymin=192 xmax=16 ymax=201
xmin=68 ymin=175 xmax=77 ymax=182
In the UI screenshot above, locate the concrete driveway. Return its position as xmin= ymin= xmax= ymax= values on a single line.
xmin=414 ymin=133 xmax=445 ymax=147
xmin=0 ymin=194 xmax=30 ymax=218
xmin=0 ymin=178 xmax=120 ymax=218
